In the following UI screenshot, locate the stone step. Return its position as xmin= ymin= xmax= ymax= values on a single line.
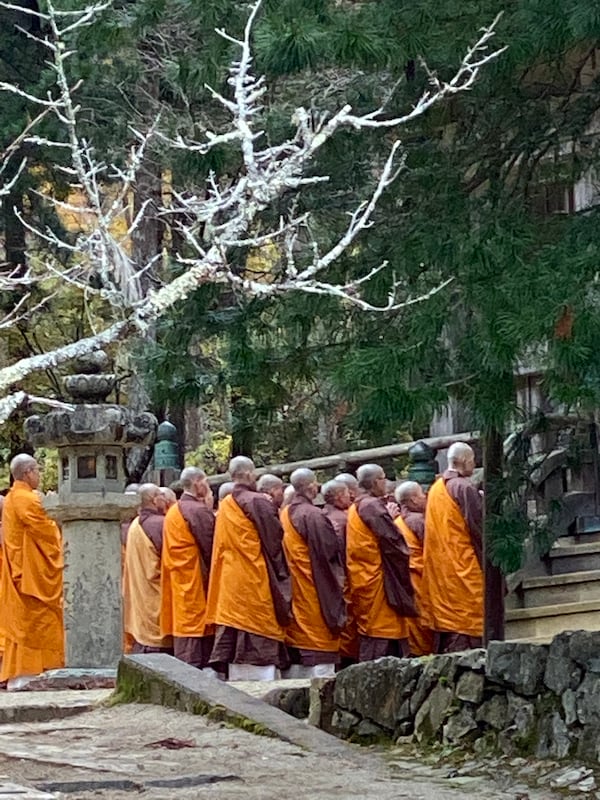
xmin=548 ymin=540 xmax=600 ymax=575
xmin=557 ymin=530 xmax=600 ymax=545
xmin=518 ymin=569 xmax=600 ymax=608
xmin=505 ymin=599 xmax=600 ymax=640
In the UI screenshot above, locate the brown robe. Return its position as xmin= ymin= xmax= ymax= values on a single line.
xmin=282 ymin=496 xmax=345 ymax=665
xmin=346 ymin=495 xmax=416 ymax=662
xmin=208 ymin=485 xmax=291 ymax=669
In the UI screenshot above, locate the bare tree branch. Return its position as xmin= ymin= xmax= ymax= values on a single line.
xmin=0 ymin=0 xmax=505 ymax=422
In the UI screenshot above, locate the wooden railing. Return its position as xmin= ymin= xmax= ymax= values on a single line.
xmin=207 ymin=430 xmax=479 ymax=486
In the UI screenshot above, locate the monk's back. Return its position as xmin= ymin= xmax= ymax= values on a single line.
xmin=423 ymin=477 xmax=483 ymax=636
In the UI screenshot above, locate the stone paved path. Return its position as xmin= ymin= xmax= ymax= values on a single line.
xmin=0 ymin=699 xmax=590 ymax=799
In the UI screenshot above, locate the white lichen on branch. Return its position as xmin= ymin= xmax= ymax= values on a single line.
xmin=0 ymin=0 xmax=505 ymax=421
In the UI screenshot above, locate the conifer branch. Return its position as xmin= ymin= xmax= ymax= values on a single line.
xmin=0 ymin=0 xmax=504 ymax=421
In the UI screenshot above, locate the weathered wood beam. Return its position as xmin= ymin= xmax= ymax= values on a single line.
xmin=207 ymin=430 xmax=479 ymax=486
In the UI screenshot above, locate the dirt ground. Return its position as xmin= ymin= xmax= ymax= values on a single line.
xmin=0 ymin=702 xmax=588 ymax=800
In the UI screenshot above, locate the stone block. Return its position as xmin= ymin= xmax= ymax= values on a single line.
xmin=262 ymin=687 xmax=309 ymax=719
xmin=116 ymin=655 xmax=352 ymax=757
xmin=576 ymin=672 xmax=600 ymax=725
xmin=330 ymin=709 xmax=360 ymax=738
xmin=354 ymin=720 xmax=387 ymax=741
xmin=476 ymin=695 xmax=508 ymax=731
xmin=455 ymin=649 xmax=486 ymax=672
xmin=562 ymin=689 xmax=577 ymax=726
xmin=409 ymin=654 xmax=461 ymax=715
xmin=62 ymin=520 xmax=122 ymax=668
xmin=535 ymin=711 xmax=572 ymax=759
xmin=455 ymin=671 xmax=484 ymax=704
xmin=414 ymin=684 xmax=453 ymax=743
xmin=442 ymin=707 xmax=478 ymax=744
xmin=497 ymin=693 xmax=537 ymax=755
xmin=334 ymin=657 xmax=422 ymax=734
xmin=308 ymin=678 xmax=336 ymax=732
xmin=486 ymin=641 xmax=548 ymax=696
xmin=543 ymin=630 xmax=600 ymax=694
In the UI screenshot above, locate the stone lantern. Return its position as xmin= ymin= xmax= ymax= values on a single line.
xmin=25 ymin=351 xmax=157 ymax=669
xmin=407 ymin=440 xmax=438 ymax=491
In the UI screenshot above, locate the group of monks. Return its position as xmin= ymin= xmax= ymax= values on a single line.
xmin=0 ymin=441 xmax=484 ymax=689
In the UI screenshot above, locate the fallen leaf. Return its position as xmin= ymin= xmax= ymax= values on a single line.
xmin=145 ymin=738 xmax=196 ymax=750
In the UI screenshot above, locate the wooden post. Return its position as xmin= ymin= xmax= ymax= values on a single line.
xmin=483 ymin=427 xmax=505 ymax=643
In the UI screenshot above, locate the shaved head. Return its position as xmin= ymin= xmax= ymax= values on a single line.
xmin=395 ymin=480 xmax=426 ymax=512
xmin=257 ymin=474 xmax=283 ymax=492
xmin=322 ymin=479 xmax=344 ymax=503
xmin=138 ymin=482 xmax=160 ymax=509
xmin=160 ymin=486 xmax=177 ymax=505
xmin=290 ymin=468 xmax=316 ymax=491
xmin=218 ymin=481 xmax=235 ymax=501
xmin=10 ymin=454 xmax=40 ymax=489
xmin=229 ymin=456 xmax=256 ymax=487
xmin=447 ymin=442 xmax=476 ymax=477
xmin=180 ymin=466 xmax=209 ymax=499
xmin=257 ymin=474 xmax=284 ymax=508
xmin=156 ymin=486 xmax=177 ymax=514
xmin=180 ymin=466 xmax=206 ymax=489
xmin=356 ymin=463 xmax=386 ymax=497
xmin=10 ymin=454 xmax=37 ymax=480
xmin=322 ymin=479 xmax=350 ymax=510
xmin=290 ymin=468 xmax=318 ymax=501
xmin=335 ymin=473 xmax=358 ymax=501
xmin=282 ymin=485 xmax=295 ymax=507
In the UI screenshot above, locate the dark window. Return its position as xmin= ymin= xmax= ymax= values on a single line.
xmin=106 ymin=455 xmax=118 ymax=480
xmin=77 ymin=456 xmax=96 ymax=479
xmin=529 ymin=182 xmax=575 ymax=217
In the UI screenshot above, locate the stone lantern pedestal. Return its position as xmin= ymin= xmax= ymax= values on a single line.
xmin=43 ymin=493 xmax=138 ymax=668
xmin=25 ymin=353 xmax=156 ymax=669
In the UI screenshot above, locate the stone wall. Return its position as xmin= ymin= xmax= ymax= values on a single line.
xmin=318 ymin=631 xmax=600 ymax=762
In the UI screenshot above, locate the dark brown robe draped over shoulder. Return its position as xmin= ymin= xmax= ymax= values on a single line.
xmin=160 ymin=493 xmax=215 ymax=668
xmin=282 ymin=496 xmax=345 ymax=665
xmin=207 ymin=485 xmax=291 ymax=668
xmin=346 ymin=495 xmax=416 ymax=662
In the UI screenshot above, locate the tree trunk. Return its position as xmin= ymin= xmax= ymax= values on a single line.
xmin=483 ymin=426 xmax=505 ymax=643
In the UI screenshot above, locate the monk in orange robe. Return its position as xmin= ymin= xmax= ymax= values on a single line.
xmin=207 ymin=456 xmax=292 ymax=681
xmin=422 ymin=442 xmax=484 ymax=653
xmin=281 ymin=469 xmax=345 ymax=678
xmin=161 ymin=467 xmax=215 ymax=668
xmin=0 ymin=454 xmax=64 ymax=690
xmin=0 ymin=494 xmax=5 ymax=659
xmin=394 ymin=481 xmax=434 ymax=656
xmin=322 ymin=478 xmax=358 ymax=664
xmin=346 ymin=464 xmax=416 ymax=662
xmin=123 ymin=483 xmax=173 ymax=654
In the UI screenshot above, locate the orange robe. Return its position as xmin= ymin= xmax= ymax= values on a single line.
xmin=123 ymin=517 xmax=171 ymax=648
xmin=422 ymin=477 xmax=484 ymax=637
xmin=346 ymin=504 xmax=407 ymax=639
xmin=395 ymin=516 xmax=433 ymax=656
xmin=0 ymin=548 xmax=4 ymax=657
xmin=281 ymin=504 xmax=342 ymax=654
xmin=160 ymin=503 xmax=211 ymax=638
xmin=0 ymin=481 xmax=64 ymax=680
xmin=207 ymin=494 xmax=286 ymax=641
